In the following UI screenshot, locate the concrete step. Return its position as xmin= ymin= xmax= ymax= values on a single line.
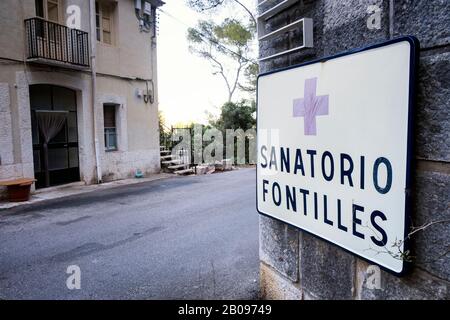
xmin=160 ymin=150 xmax=171 ymax=155
xmin=161 ymin=159 xmax=182 ymax=165
xmin=168 ymin=164 xmax=189 ymax=170
xmin=160 ymin=155 xmax=176 ymax=160
xmin=174 ymin=168 xmax=194 ymax=175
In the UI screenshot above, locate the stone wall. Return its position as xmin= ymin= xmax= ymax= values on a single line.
xmin=258 ymin=0 xmax=449 ymax=300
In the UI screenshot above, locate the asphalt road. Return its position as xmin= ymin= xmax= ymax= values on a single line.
xmin=0 ymin=168 xmax=259 ymax=299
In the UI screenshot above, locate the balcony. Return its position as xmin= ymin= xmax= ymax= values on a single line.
xmin=25 ymin=18 xmax=90 ymax=69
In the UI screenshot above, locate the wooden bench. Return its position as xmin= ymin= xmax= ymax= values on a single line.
xmin=0 ymin=178 xmax=36 ymax=202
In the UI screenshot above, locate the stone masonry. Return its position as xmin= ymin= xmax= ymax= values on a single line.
xmin=258 ymin=0 xmax=449 ymax=299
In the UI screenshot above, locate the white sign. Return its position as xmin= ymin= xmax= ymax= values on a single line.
xmin=257 ymin=38 xmax=418 ymax=275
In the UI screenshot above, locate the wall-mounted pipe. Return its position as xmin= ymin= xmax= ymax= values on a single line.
xmin=89 ymin=0 xmax=102 ymax=184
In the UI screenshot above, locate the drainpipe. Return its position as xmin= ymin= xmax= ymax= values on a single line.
xmin=89 ymin=0 xmax=102 ymax=184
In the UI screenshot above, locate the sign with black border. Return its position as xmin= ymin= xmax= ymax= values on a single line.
xmin=256 ymin=37 xmax=419 ymax=275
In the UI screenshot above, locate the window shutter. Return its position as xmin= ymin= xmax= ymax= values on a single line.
xmin=103 ymin=105 xmax=116 ymax=128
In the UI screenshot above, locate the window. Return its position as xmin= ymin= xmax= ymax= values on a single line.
xmin=47 ymin=0 xmax=59 ymax=22
xmin=35 ymin=0 xmax=60 ymax=22
xmin=96 ymin=1 xmax=115 ymax=45
xmin=35 ymin=0 xmax=60 ymax=39
xmin=35 ymin=0 xmax=44 ymax=18
xmin=103 ymin=104 xmax=118 ymax=151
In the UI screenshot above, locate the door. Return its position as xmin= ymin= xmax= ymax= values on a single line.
xmin=30 ymin=84 xmax=80 ymax=188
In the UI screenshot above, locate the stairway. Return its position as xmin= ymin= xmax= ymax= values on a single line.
xmin=160 ymin=146 xmax=194 ymax=175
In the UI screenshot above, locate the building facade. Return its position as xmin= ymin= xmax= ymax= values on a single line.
xmin=0 ymin=0 xmax=163 ymax=193
xmin=258 ymin=0 xmax=449 ymax=299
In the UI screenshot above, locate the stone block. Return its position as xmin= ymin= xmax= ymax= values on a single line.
xmin=259 ymin=215 xmax=299 ymax=282
xmin=412 ymin=170 xmax=450 ymax=280
xmin=260 ymin=262 xmax=302 ymax=300
xmin=214 ymin=159 xmax=232 ymax=171
xmin=415 ymin=52 xmax=450 ymax=162
xmin=299 ymin=232 xmax=355 ymax=299
xmin=393 ymin=0 xmax=450 ymax=49
xmin=0 ymin=163 xmax=22 ymax=180
xmin=19 ymin=130 xmax=33 ymax=165
xmin=196 ymin=164 xmax=215 ymax=175
xmin=0 ymin=83 xmax=10 ymax=113
xmin=356 ymin=259 xmax=449 ymax=299
xmin=322 ymin=0 xmax=390 ymax=56
xmin=15 ymin=72 xmax=32 ymax=130
xmin=0 ymin=83 xmax=13 ymax=165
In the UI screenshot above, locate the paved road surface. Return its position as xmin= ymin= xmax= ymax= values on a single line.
xmin=0 ymin=168 xmax=259 ymax=299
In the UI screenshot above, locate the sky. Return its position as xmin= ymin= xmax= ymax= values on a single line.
xmin=157 ymin=0 xmax=256 ymax=126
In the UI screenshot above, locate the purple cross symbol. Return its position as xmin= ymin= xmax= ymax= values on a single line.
xmin=293 ymin=77 xmax=329 ymax=136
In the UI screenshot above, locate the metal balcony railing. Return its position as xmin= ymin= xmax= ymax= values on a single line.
xmin=25 ymin=18 xmax=90 ymax=68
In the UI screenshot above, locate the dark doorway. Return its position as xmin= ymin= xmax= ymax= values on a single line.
xmin=30 ymin=84 xmax=80 ymax=189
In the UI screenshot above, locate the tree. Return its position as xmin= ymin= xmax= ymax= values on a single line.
xmin=239 ymin=61 xmax=258 ymax=93
xmin=213 ymin=99 xmax=256 ymax=130
xmin=187 ymin=0 xmax=256 ymax=26
xmin=211 ymin=99 xmax=256 ymax=164
xmin=187 ymin=18 xmax=255 ymax=102
xmin=187 ymin=0 xmax=259 ymax=95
